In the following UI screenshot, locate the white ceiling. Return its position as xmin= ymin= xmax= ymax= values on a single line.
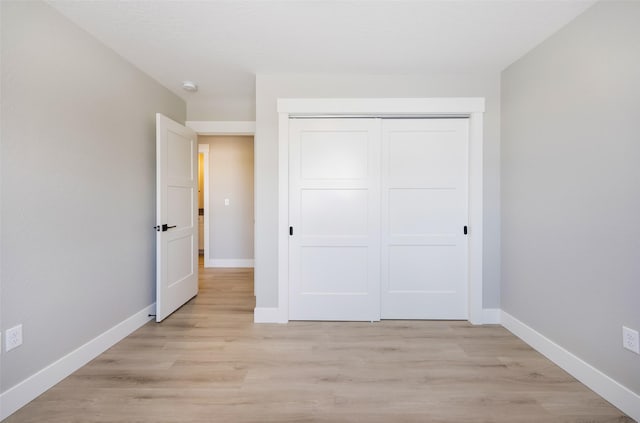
xmin=47 ymin=0 xmax=595 ymax=112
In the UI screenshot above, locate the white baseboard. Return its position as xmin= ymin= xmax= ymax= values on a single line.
xmin=482 ymin=308 xmax=501 ymax=324
xmin=253 ymin=307 xmax=501 ymax=325
xmin=254 ymin=307 xmax=287 ymax=323
xmin=205 ymin=258 xmax=254 ymax=268
xmin=501 ymin=311 xmax=640 ymax=421
xmin=0 ymin=304 xmax=155 ymax=421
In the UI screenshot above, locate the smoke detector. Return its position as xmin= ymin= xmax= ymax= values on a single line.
xmin=182 ymin=81 xmax=198 ymax=92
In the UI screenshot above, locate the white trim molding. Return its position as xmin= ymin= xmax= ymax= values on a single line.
xmin=206 ymin=258 xmax=254 ymax=268
xmin=501 ymin=311 xmax=640 ymax=421
xmin=272 ymin=98 xmax=485 ymax=325
xmin=198 ymin=144 xmax=210 ymax=268
xmin=467 ymin=112 xmax=483 ymax=324
xmin=277 ymin=98 xmax=485 ymax=116
xmin=186 ymin=121 xmax=255 ymax=136
xmin=0 ymin=304 xmax=155 ymax=421
xmin=482 ymin=308 xmax=501 ymax=324
xmin=254 ymin=307 xmax=287 ymax=324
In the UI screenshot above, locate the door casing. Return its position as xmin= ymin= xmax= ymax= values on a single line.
xmin=273 ymin=98 xmax=485 ymax=324
xmin=198 ymin=144 xmax=209 ymax=263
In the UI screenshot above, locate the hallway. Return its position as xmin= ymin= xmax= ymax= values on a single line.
xmin=5 ymin=264 xmax=631 ymax=422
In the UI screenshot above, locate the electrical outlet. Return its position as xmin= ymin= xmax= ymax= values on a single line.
xmin=622 ymin=326 xmax=639 ymax=354
xmin=5 ymin=325 xmax=23 ymax=352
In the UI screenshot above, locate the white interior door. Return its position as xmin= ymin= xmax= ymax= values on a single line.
xmin=289 ymin=118 xmax=381 ymax=321
xmin=381 ymin=118 xmax=469 ymax=319
xmin=156 ymin=113 xmax=198 ymax=322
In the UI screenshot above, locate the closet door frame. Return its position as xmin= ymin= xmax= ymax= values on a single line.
xmin=272 ymin=98 xmax=485 ymax=324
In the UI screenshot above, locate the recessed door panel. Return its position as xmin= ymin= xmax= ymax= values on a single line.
xmin=388 ymin=245 xmax=460 ymax=292
xmin=167 ymin=130 xmax=194 ymax=182
xmin=301 ymin=247 xmax=368 ymax=294
xmin=300 ymin=131 xmax=369 ymax=180
xmin=301 ymin=189 xmax=368 ymax=237
xmin=389 ymin=130 xmax=463 ymax=186
xmin=167 ymin=235 xmax=194 ymax=288
xmin=167 ymin=186 xmax=193 ymax=229
xmin=389 ymin=188 xmax=460 ymax=236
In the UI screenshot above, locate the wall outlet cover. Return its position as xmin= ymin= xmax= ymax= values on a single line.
xmin=622 ymin=326 xmax=639 ymax=354
xmin=5 ymin=324 xmax=23 ymax=352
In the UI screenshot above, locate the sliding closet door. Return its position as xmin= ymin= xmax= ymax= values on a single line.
xmin=381 ymin=119 xmax=469 ymax=319
xmin=289 ymin=118 xmax=381 ymax=321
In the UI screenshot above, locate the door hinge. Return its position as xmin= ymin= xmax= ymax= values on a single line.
xmin=463 ymin=226 xmax=468 ymax=235
xmin=289 ymin=226 xmax=293 ymax=236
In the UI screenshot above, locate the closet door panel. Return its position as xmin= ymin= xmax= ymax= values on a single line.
xmin=381 ymin=119 xmax=469 ymax=320
xmin=289 ymin=118 xmax=381 ymax=321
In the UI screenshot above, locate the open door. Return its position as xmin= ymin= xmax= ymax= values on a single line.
xmin=155 ymin=113 xmax=198 ymax=322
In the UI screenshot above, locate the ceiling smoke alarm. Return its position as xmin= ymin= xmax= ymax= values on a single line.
xmin=182 ymin=81 xmax=198 ymax=92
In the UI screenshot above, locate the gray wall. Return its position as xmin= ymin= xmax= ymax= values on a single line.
xmin=189 ymin=98 xmax=255 ymax=122
xmin=0 ymin=1 xmax=185 ymax=391
xmin=199 ymin=136 xmax=254 ymax=261
xmin=255 ymin=74 xmax=501 ymax=308
xmin=502 ymin=1 xmax=640 ymax=395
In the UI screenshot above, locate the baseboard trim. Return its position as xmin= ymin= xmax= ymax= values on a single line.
xmin=501 ymin=311 xmax=640 ymax=421
xmin=0 ymin=304 xmax=155 ymax=421
xmin=481 ymin=308 xmax=501 ymax=324
xmin=205 ymin=258 xmax=254 ymax=268
xmin=254 ymin=307 xmax=287 ymax=323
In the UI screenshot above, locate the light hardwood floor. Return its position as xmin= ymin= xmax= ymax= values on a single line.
xmin=6 ymin=262 xmax=633 ymax=422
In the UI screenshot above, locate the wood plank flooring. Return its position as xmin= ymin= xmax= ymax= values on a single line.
xmin=5 ymin=262 xmax=633 ymax=422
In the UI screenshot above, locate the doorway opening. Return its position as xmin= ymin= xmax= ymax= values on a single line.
xmin=197 ymin=133 xmax=255 ymax=269
xmin=189 ymin=121 xmax=256 ymax=269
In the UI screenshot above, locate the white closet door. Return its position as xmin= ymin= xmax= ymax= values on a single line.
xmin=289 ymin=118 xmax=381 ymax=321
xmin=381 ymin=119 xmax=469 ymax=319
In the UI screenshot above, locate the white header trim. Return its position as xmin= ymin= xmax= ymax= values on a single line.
xmin=278 ymin=98 xmax=485 ymax=115
xmin=186 ymin=121 xmax=255 ymax=135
